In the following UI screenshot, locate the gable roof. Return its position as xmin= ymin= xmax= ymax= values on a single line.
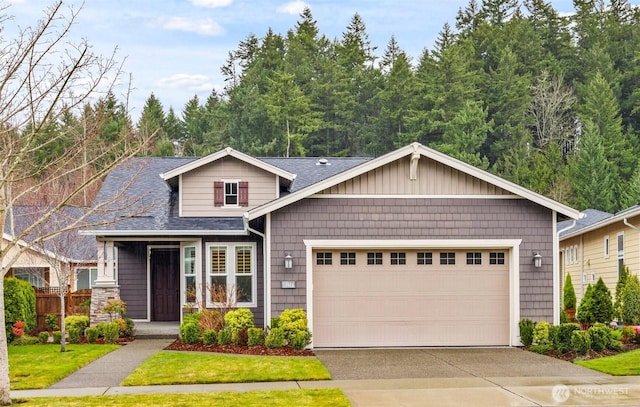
xmin=559 ymin=204 xmax=640 ymax=240
xmin=160 ymin=147 xmax=296 ymax=185
xmin=248 ymin=142 xmax=582 ymax=220
xmin=558 ymin=208 xmax=613 ymax=239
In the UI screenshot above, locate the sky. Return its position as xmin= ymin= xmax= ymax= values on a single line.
xmin=6 ymin=0 xmax=578 ymax=122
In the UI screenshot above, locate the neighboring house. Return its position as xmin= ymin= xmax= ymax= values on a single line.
xmin=559 ymin=205 xmax=640 ymax=306
xmin=85 ymin=143 xmax=580 ymax=347
xmin=2 ymin=206 xmax=97 ymax=291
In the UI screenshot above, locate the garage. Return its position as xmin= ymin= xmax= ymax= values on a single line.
xmin=312 ymin=248 xmax=511 ymax=347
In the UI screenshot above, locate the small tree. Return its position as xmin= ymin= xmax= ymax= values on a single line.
xmin=576 ymin=284 xmax=594 ymax=325
xmin=615 ymin=265 xmax=630 ymax=321
xmin=563 ymin=273 xmax=576 ymax=310
xmin=621 ymin=275 xmax=640 ymax=325
xmin=591 ymin=278 xmax=614 ymax=324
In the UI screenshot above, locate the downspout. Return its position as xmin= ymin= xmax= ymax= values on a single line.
xmin=244 ymin=213 xmax=268 ymax=328
xmin=556 ymin=219 xmax=578 ymax=325
xmin=623 ymin=218 xmax=640 ymax=232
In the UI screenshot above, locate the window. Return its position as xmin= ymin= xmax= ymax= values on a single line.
xmin=183 ymin=246 xmax=197 ymax=303
xmin=583 ymin=273 xmax=587 ymax=284
xmin=604 ymin=236 xmax=610 ymax=258
xmin=489 ymin=252 xmax=505 ymax=265
xmin=618 ymin=233 xmax=625 ymax=277
xmin=13 ymin=267 xmax=47 ymax=288
xmin=225 ymin=182 xmax=238 ymax=206
xmin=340 ymin=252 xmax=356 ymax=265
xmin=466 ymin=252 xmax=482 ymax=265
xmin=417 ymin=252 xmax=433 ymax=265
xmin=367 ymin=252 xmax=383 ymax=265
xmin=207 ymin=243 xmax=256 ymax=307
xmin=316 ymin=252 xmax=332 ymax=265
xmin=440 ymin=252 xmax=455 ymax=265
xmin=214 ymin=181 xmax=248 ymax=207
xmin=390 ymin=252 xmax=406 ymax=265
xmin=590 ymin=273 xmax=596 ymax=283
xmin=76 ymin=267 xmax=98 ymax=290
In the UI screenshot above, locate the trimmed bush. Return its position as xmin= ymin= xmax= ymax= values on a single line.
xmin=555 ymin=323 xmax=580 ymax=353
xmin=621 ymin=275 xmax=640 ymax=325
xmin=38 ymin=331 xmax=50 ymax=344
xmin=265 ymin=327 xmax=286 ymax=348
xmin=233 ymin=328 xmax=249 ymax=346
xmin=65 ymin=315 xmax=90 ymax=336
xmin=588 ymin=323 xmax=611 ymax=351
xmin=45 ymin=314 xmax=58 ymax=331
xmin=52 ymin=331 xmax=62 ymax=344
xmin=278 ymin=308 xmax=312 ymax=349
xmin=4 ymin=278 xmax=37 ymax=341
xmin=533 ymin=321 xmax=550 ymax=345
xmin=290 ymin=330 xmax=311 ymax=350
xmin=203 ymin=329 xmax=217 ymax=345
xmin=528 ymin=344 xmax=554 ymax=354
xmin=85 ymin=327 xmax=99 ymax=343
xmin=571 ymin=330 xmax=591 ymax=355
xmin=519 ymin=319 xmax=534 ymax=346
xmin=11 ymin=335 xmax=38 ymax=346
xmin=247 ymin=328 xmax=265 ymax=346
xmin=224 ymin=309 xmax=255 ymax=333
xmin=102 ymin=322 xmax=119 ymax=344
xmin=67 ymin=326 xmax=81 ymax=344
xmin=577 ymin=284 xmax=595 ymax=324
xmin=180 ymin=323 xmax=201 ymax=344
xmin=548 ymin=325 xmax=558 ymax=346
xmin=218 ymin=328 xmax=232 ymax=345
xmin=614 ymin=265 xmax=630 ymax=320
xmin=560 ymin=310 xmax=570 ymax=324
xmin=591 ymin=278 xmax=614 ymax=324
xmin=620 ymin=326 xmax=637 ymax=343
xmin=114 ymin=318 xmax=135 ymax=337
xmin=564 ymin=273 xmax=577 ymax=310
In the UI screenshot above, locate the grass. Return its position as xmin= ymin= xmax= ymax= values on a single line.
xmin=9 ymin=344 xmax=120 ymax=390
xmin=16 ymin=389 xmax=350 ymax=406
xmin=122 ymin=351 xmax=331 ymax=386
xmin=575 ymin=348 xmax=640 ymax=375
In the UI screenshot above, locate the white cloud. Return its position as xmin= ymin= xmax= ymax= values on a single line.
xmin=276 ymin=0 xmax=309 ymax=15
xmin=155 ymin=17 xmax=224 ymax=36
xmin=190 ymin=0 xmax=233 ymax=7
xmin=154 ymin=74 xmax=214 ymax=91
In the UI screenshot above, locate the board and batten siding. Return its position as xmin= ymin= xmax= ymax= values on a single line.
xmin=270 ymin=197 xmax=554 ymax=322
xmin=181 ymin=156 xmax=278 ymax=217
xmin=118 ymin=243 xmax=148 ymax=320
xmin=318 ymin=155 xmax=514 ymax=196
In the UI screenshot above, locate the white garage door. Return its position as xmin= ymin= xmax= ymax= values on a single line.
xmin=313 ymin=249 xmax=510 ymax=347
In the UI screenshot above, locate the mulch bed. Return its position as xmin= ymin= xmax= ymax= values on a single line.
xmin=164 ymin=339 xmax=315 ymax=357
xmin=527 ymin=342 xmax=640 ymax=362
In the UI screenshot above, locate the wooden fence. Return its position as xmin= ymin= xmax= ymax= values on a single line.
xmin=34 ymin=287 xmax=91 ymax=332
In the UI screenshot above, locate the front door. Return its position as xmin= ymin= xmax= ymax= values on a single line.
xmin=151 ymin=248 xmax=180 ymax=321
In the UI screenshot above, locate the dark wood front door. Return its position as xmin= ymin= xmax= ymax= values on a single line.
xmin=151 ymin=249 xmax=180 ymax=321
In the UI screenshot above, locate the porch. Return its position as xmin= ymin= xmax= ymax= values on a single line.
xmin=134 ymin=321 xmax=179 ymax=339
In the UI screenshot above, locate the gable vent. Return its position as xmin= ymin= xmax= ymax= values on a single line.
xmin=317 ymin=158 xmax=330 ymax=166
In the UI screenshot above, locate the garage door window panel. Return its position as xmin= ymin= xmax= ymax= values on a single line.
xmin=391 ymin=252 xmax=406 ymax=265
xmin=316 ymin=252 xmax=332 ymax=265
xmin=340 ymin=252 xmax=356 ymax=265
xmin=490 ymin=252 xmax=505 ymax=265
xmin=367 ymin=252 xmax=383 ymax=265
xmin=417 ymin=252 xmax=433 ymax=265
xmin=440 ymin=252 xmax=456 ymax=265
xmin=466 ymin=252 xmax=482 ymax=265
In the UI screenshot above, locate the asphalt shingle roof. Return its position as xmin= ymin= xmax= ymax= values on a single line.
xmin=558 ymin=208 xmax=613 ymax=238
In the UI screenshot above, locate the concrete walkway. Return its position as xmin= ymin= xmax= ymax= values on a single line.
xmin=10 ymin=341 xmax=640 ymax=406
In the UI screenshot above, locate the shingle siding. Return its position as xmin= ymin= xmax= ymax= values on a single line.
xmin=270 ymin=197 xmax=554 ymax=321
xmin=118 ymin=243 xmax=148 ymax=319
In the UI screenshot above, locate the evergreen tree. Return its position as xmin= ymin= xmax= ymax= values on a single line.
xmin=136 ymin=93 xmax=167 ymax=156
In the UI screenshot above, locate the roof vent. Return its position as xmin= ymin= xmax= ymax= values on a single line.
xmin=317 ymin=158 xmax=330 ymax=166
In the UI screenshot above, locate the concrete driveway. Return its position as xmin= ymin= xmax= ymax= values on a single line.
xmin=314 ymin=347 xmax=604 ymax=380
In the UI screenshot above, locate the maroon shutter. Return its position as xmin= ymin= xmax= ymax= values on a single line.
xmin=214 ymin=181 xmax=224 ymax=207
xmin=239 ymin=181 xmax=249 ymax=207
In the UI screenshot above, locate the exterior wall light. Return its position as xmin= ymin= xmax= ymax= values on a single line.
xmin=533 ymin=251 xmax=542 ymax=268
xmin=284 ymin=253 xmax=293 ymax=269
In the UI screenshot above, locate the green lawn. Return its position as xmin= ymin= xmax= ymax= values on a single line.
xmin=122 ymin=351 xmax=331 ymax=386
xmin=575 ymin=348 xmax=640 ymax=375
xmin=9 ymin=344 xmax=120 ymax=390
xmin=16 ymin=389 xmax=350 ymax=406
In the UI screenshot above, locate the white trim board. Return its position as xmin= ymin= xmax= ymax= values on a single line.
xmin=303 ymin=238 xmax=522 ymax=348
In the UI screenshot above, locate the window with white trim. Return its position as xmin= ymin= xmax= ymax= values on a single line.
xmin=604 ymin=236 xmax=609 ymax=258
xmin=206 ymin=243 xmax=256 ymax=307
xmin=76 ymin=267 xmax=98 ymax=290
xmin=183 ymin=246 xmax=197 ymax=304
xmin=225 ymin=182 xmax=238 ymax=206
xmin=13 ymin=267 xmax=48 ymax=288
xmin=618 ymin=233 xmax=625 ymax=278
xmin=573 ymin=245 xmax=579 ymax=265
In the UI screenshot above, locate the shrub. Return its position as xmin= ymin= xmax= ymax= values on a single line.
xmin=591 ymin=278 xmax=614 ymax=324
xmin=588 ymin=323 xmax=611 ymax=351
xmin=270 ymin=317 xmax=280 ymax=329
xmin=183 ymin=312 xmax=202 ymax=327
xmin=528 ymin=344 xmax=554 ymax=354
xmin=200 ymin=310 xmax=223 ymax=332
xmin=180 ymin=323 xmax=201 ymax=344
xmin=203 ymin=329 xmax=217 ymax=345
xmin=11 ymin=335 xmax=38 ymax=346
xmin=67 ymin=326 xmax=81 ymax=344
xmin=621 ymin=275 xmax=640 ymax=325
xmin=555 ymin=323 xmax=580 ymax=353
xmin=38 ymin=331 xmax=50 ymax=344
xmin=52 ymin=331 xmax=62 ymax=344
xmin=533 ymin=321 xmax=550 ymax=345
xmin=519 ymin=319 xmax=534 ymax=346
xmin=290 ymin=331 xmax=311 ymax=350
xmin=614 ymin=265 xmax=630 ymax=320
xmin=224 ymin=309 xmax=255 ymax=333
xmin=564 ymin=274 xmax=577 ymax=310
xmin=265 ymin=327 xmax=287 ymax=348
xmin=114 ymin=318 xmax=135 ymax=337
xmin=4 ymin=278 xmax=37 ymax=341
xmin=577 ymin=284 xmax=595 ymax=325
xmin=608 ymin=340 xmax=625 ymax=352
xmin=571 ymin=330 xmax=591 ymax=355
xmin=247 ymin=328 xmax=265 ymax=346
xmin=217 ymin=328 xmax=232 ymax=345
xmin=560 ymin=310 xmax=569 ymax=324
xmin=103 ymin=299 xmax=127 ymax=320
xmin=620 ymin=326 xmax=637 ymax=343
xmin=548 ymin=325 xmax=558 ymax=346
xmin=65 ymin=315 xmax=90 ymax=336
xmin=85 ymin=327 xmax=99 ymax=343
xmin=12 ymin=321 xmax=24 ymax=338
xmin=45 ymin=314 xmax=58 ymax=331
xmin=233 ymin=328 xmax=249 ymax=346
xmin=102 ymin=322 xmax=119 ymax=344
xmin=278 ymin=309 xmax=312 ymax=349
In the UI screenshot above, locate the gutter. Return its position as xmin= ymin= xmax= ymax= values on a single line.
xmin=624 ymin=218 xmax=640 ymax=231
xmin=243 ymin=213 xmax=268 ymax=328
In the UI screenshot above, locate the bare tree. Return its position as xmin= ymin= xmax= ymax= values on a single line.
xmin=0 ymin=2 xmax=151 ymax=404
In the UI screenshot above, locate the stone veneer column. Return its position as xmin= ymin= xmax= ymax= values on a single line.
xmin=91 ymin=240 xmax=120 ymax=325
xmin=90 ymin=287 xmax=121 ymax=324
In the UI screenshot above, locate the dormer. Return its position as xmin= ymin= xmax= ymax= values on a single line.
xmin=160 ymin=147 xmax=295 ymax=217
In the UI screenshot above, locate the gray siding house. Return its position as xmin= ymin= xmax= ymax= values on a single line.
xmin=85 ymin=143 xmax=580 ymax=347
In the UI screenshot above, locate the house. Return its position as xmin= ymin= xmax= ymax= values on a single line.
xmin=84 ymin=142 xmax=580 ymax=347
xmin=559 ymin=205 xmax=640 ymax=306
xmin=2 ymin=206 xmax=97 ymax=291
